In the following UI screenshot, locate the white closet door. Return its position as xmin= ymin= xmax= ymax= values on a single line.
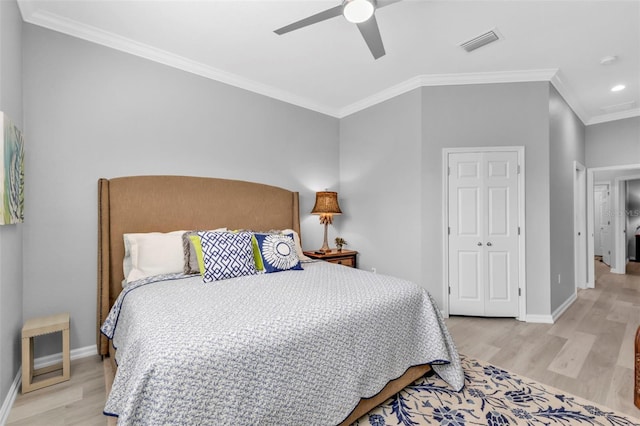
xmin=448 ymin=151 xmax=519 ymax=317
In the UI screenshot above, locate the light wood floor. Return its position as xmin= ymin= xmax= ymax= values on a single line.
xmin=7 ymin=259 xmax=640 ymax=424
xmin=447 ymin=259 xmax=640 ymax=418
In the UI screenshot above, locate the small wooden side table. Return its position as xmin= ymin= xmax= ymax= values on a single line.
xmin=21 ymin=313 xmax=70 ymax=393
xmin=304 ymin=249 xmax=358 ymax=268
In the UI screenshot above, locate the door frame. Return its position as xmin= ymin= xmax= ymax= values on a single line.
xmin=593 ymin=183 xmax=611 ymax=264
xmin=587 ymin=164 xmax=640 ymax=282
xmin=442 ymin=146 xmax=526 ymax=320
xmin=573 ymin=161 xmax=588 ymax=289
xmin=614 ymin=173 xmax=640 ymax=271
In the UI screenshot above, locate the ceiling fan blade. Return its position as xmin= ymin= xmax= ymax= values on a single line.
xmin=274 ymin=5 xmax=344 ymax=35
xmin=356 ymin=15 xmax=386 ymax=59
xmin=376 ymin=0 xmax=402 ymax=9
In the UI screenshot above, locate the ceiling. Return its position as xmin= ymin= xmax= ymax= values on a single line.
xmin=17 ymin=0 xmax=640 ymax=124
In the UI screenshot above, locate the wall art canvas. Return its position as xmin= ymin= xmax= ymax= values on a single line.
xmin=0 ymin=112 xmax=24 ymax=224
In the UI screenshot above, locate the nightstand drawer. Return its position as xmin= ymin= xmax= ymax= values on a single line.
xmin=328 ymin=257 xmax=355 ymax=267
xmin=303 ymin=249 xmax=358 ymax=268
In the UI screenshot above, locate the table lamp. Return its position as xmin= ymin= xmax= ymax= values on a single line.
xmin=311 ymin=191 xmax=342 ymax=253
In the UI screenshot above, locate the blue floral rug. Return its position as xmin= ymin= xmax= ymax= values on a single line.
xmin=354 ymin=355 xmax=640 ymax=426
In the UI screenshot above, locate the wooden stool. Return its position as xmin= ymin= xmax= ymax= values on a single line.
xmin=21 ymin=313 xmax=70 ymax=393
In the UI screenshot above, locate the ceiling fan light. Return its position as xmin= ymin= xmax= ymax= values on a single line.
xmin=343 ymin=0 xmax=375 ymax=24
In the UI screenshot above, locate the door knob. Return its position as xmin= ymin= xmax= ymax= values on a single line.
xmin=486 ymin=242 xmax=492 ymax=246
xmin=477 ymin=242 xmax=483 ymax=246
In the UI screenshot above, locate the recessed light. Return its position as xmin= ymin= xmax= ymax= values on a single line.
xmin=611 ymin=84 xmax=626 ymax=92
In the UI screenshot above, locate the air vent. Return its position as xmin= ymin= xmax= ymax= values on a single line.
xmin=600 ymin=101 xmax=636 ymax=113
xmin=459 ymin=28 xmax=501 ymax=52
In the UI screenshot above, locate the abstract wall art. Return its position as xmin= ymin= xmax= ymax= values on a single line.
xmin=0 ymin=112 xmax=24 ymax=224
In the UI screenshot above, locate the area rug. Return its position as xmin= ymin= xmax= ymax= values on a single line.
xmin=354 ymin=355 xmax=640 ymax=426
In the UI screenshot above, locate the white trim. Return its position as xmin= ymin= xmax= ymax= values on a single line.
xmin=339 ymin=69 xmax=558 ymax=118
xmin=586 ymin=108 xmax=640 ymax=126
xmin=442 ymin=146 xmax=526 ymax=321
xmin=551 ymin=291 xmax=577 ymax=322
xmin=586 ymin=171 xmax=596 ymax=288
xmin=550 ymin=71 xmax=588 ymax=125
xmin=17 ymin=6 xmax=337 ymax=117
xmin=0 ymin=344 xmax=97 ymax=425
xmin=525 ymin=314 xmax=554 ymax=324
xmin=573 ymin=161 xmax=588 ymax=289
xmin=0 ymin=369 xmax=21 ymax=426
xmin=33 ymin=345 xmax=98 ymax=370
xmin=18 ymin=2 xmax=639 ymax=125
xmin=587 ymin=164 xmax=640 ymax=279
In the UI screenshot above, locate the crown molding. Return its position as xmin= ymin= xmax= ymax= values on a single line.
xmin=19 ymin=2 xmax=635 ymax=125
xmin=586 ymin=108 xmax=640 ymax=126
xmin=17 ymin=4 xmax=340 ymax=117
xmin=549 ymin=71 xmax=588 ymax=124
xmin=338 ymin=69 xmax=559 ymax=118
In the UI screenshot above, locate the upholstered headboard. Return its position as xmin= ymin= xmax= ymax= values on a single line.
xmin=97 ymin=175 xmax=300 ymax=356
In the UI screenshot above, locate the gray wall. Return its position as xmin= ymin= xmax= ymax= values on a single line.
xmin=585 ymin=117 xmax=640 ymax=168
xmin=339 ymin=89 xmax=423 ymax=285
xmin=421 ymin=83 xmax=551 ymax=315
xmin=548 ymin=85 xmax=585 ymax=312
xmin=340 ymin=82 xmax=555 ymax=316
xmin=0 ymin=0 xmax=24 ymax=407
xmin=22 ymin=24 xmax=340 ymax=356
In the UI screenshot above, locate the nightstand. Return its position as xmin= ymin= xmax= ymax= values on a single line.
xmin=304 ymin=249 xmax=358 ymax=268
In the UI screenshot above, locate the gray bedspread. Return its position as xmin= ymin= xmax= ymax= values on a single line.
xmin=101 ymin=261 xmax=464 ymax=425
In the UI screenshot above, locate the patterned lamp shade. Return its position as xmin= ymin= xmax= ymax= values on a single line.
xmin=311 ymin=191 xmax=342 ymax=253
xmin=311 ymin=191 xmax=342 ymax=215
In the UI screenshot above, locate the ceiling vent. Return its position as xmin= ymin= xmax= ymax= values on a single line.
xmin=600 ymin=101 xmax=636 ymax=113
xmin=459 ymin=28 xmax=501 ymax=52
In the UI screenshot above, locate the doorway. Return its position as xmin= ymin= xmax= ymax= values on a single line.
xmin=587 ymin=164 xmax=640 ymax=283
xmin=593 ymin=183 xmax=611 ymax=265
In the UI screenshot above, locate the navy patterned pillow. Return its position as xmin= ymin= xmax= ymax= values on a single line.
xmin=253 ymin=233 xmax=303 ymax=273
xmin=198 ymin=231 xmax=257 ymax=282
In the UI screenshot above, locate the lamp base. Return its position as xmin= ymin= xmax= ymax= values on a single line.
xmin=319 ymin=222 xmax=331 ymax=254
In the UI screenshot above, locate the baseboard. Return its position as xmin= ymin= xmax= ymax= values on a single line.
xmin=0 ymin=369 xmax=21 ymax=426
xmin=552 ymin=292 xmax=577 ymax=322
xmin=525 ymin=314 xmax=554 ymax=324
xmin=0 ymin=344 xmax=97 ymax=426
xmin=33 ymin=344 xmax=97 ymax=370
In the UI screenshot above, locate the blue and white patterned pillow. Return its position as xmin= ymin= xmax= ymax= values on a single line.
xmin=253 ymin=233 xmax=303 ymax=274
xmin=198 ymin=231 xmax=257 ymax=282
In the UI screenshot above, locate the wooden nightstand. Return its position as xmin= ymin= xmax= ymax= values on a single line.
xmin=304 ymin=249 xmax=358 ymax=268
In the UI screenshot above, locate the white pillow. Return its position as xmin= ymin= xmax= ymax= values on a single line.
xmin=123 ymin=230 xmax=187 ymax=284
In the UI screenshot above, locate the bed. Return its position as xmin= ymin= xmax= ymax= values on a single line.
xmin=97 ymin=175 xmax=464 ymax=425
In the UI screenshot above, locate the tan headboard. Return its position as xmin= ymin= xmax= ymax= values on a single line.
xmin=97 ymin=175 xmax=300 ymax=356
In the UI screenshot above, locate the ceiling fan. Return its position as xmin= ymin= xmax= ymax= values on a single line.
xmin=274 ymin=0 xmax=402 ymax=60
